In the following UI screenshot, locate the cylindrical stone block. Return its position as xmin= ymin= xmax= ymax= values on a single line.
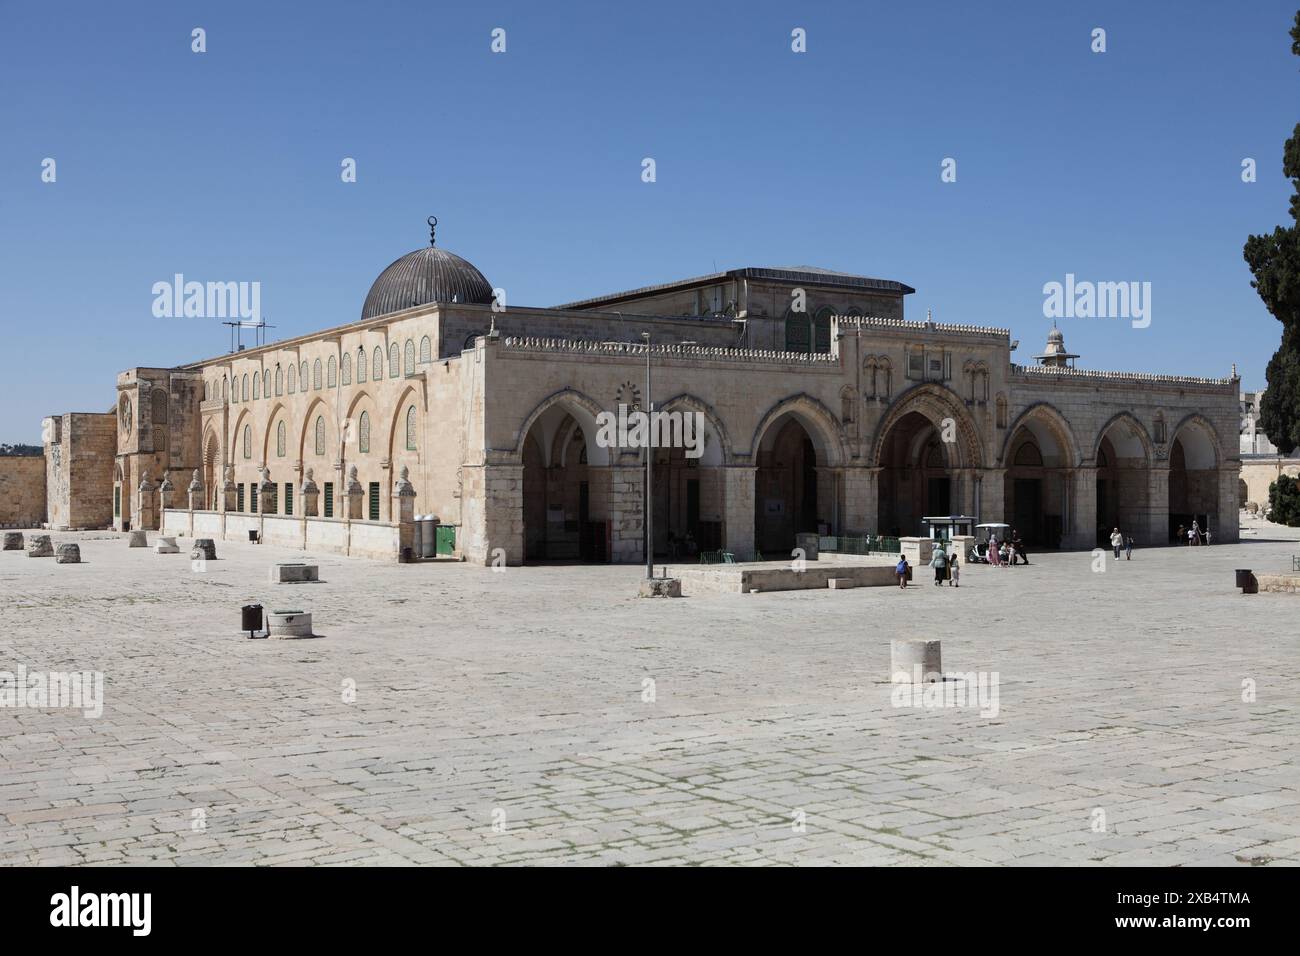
xmin=55 ymin=543 xmax=81 ymax=564
xmin=891 ymin=639 xmax=942 ymax=683
xmin=26 ymin=534 xmax=54 ymax=558
xmin=2 ymin=532 xmax=23 ymax=551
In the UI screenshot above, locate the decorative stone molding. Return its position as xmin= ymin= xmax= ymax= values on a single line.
xmin=500 ymin=336 xmax=839 ymax=365
xmin=1012 ymin=364 xmax=1234 ymax=388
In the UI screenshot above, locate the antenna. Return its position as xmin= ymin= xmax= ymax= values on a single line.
xmin=222 ymin=319 xmax=276 ymax=352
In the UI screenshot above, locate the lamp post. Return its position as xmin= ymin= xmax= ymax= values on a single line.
xmin=642 ymin=331 xmax=653 ymax=580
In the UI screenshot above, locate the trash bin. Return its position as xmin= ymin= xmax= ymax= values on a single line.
xmin=241 ymin=604 xmax=263 ymax=638
xmin=418 ymin=515 xmax=436 ymax=558
xmin=248 ymin=529 xmax=259 ymax=543
xmin=1235 ymin=569 xmax=1253 ymax=589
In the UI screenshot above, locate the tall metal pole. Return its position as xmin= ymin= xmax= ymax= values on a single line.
xmin=643 ymin=331 xmax=653 ymax=579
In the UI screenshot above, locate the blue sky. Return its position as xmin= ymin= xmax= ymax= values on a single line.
xmin=2 ymin=0 xmax=1297 ymax=441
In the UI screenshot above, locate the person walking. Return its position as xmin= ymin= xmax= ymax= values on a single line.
xmin=1125 ymin=534 xmax=1134 ymax=560
xmin=1012 ymin=530 xmax=1029 ymax=565
xmin=1176 ymin=523 xmax=1185 ymax=546
xmin=1191 ymin=519 xmax=1201 ymax=546
xmin=988 ymin=534 xmax=1001 ymax=567
xmin=1205 ymin=528 xmax=1212 ymax=545
xmin=1110 ymin=527 xmax=1123 ymax=560
xmin=895 ymin=553 xmax=909 ymax=589
xmin=930 ymin=546 xmax=948 ymax=586
xmin=950 ymin=552 xmax=960 ymax=588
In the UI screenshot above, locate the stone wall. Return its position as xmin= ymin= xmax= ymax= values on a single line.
xmin=0 ymin=455 xmax=47 ymax=527
xmin=1240 ymin=457 xmax=1300 ymax=509
xmin=43 ymin=412 xmax=116 ymax=530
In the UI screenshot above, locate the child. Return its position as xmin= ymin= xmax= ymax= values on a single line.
xmin=950 ymin=552 xmax=960 ymax=588
xmin=1125 ymin=535 xmax=1133 ymax=560
xmin=895 ymin=554 xmax=909 ymax=589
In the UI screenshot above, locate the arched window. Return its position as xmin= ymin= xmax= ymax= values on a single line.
xmin=242 ymin=424 xmax=252 ymax=459
xmin=1153 ymin=412 xmax=1167 ymax=444
xmin=405 ymin=405 xmax=417 ymax=450
xmin=389 ymin=343 xmax=400 ymax=378
xmin=151 ymin=389 xmax=168 ymax=423
xmin=784 ymin=308 xmax=810 ymax=353
xmin=357 ymin=347 xmax=368 ymax=383
xmin=313 ymin=359 xmax=322 ymax=390
xmin=242 ymin=374 xmax=249 ymax=402
xmin=341 ymin=352 xmax=351 ymax=385
xmin=222 ymin=377 xmax=228 ymax=402
xmin=315 ymin=416 xmax=325 ymax=456
xmin=1014 ymin=441 xmax=1043 ymax=467
xmin=275 ymin=365 xmax=283 ymax=396
xmin=373 ymin=347 xmax=383 ymax=381
xmin=253 ymin=372 xmax=260 ymax=400
xmin=359 ymin=411 xmax=371 ymax=454
xmin=995 ymin=394 xmax=1008 ymax=429
xmin=276 ymin=420 xmax=286 ymax=457
xmin=300 ymin=361 xmax=308 ymax=388
xmin=287 ymin=364 xmax=296 ymax=394
xmin=263 ymin=370 xmax=270 ymax=397
xmin=813 ymin=307 xmax=834 ymax=353
xmin=419 ymin=336 xmax=432 ymax=363
xmin=327 ymin=355 xmax=337 ymax=388
xmin=404 ymin=340 xmax=415 ymax=376
xmin=877 ymin=357 xmax=893 ymax=399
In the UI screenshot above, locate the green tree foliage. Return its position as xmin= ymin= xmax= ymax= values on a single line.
xmin=1268 ymin=474 xmax=1300 ymax=526
xmin=1244 ymin=12 xmax=1300 ymax=454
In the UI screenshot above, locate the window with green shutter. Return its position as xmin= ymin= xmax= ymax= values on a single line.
xmin=250 ymin=484 xmax=258 ymax=514
xmin=323 ymin=482 xmax=334 ymax=518
xmin=368 ymin=482 xmax=380 ymax=521
xmin=237 ymin=484 xmax=245 ymax=512
xmin=284 ymin=483 xmax=293 ymax=516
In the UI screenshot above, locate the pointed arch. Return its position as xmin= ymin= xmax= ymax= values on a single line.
xmin=870 ymin=382 xmax=983 ymax=469
xmin=999 ymin=401 xmax=1083 ymax=467
xmin=657 ymin=392 xmax=734 ymax=466
xmin=511 ymin=387 xmax=610 ymax=467
xmin=1092 ymin=411 xmax=1154 ymax=465
xmin=749 ymin=393 xmax=848 ymax=467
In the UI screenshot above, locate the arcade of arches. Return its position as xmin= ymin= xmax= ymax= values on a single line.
xmin=516 ymin=397 xmax=1236 ymax=563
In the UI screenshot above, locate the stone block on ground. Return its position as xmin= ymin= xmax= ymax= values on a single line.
xmin=155 ymin=536 xmax=180 ymax=554
xmin=827 ymin=577 xmax=857 ymax=590
xmin=55 ymin=543 xmax=81 ymax=564
xmin=267 ymin=610 xmax=315 ymax=639
xmin=127 ymin=530 xmax=148 ymax=548
xmin=271 ymin=563 xmax=319 ymax=583
xmin=638 ymin=577 xmax=682 ymax=598
xmin=891 ymin=639 xmax=942 ymax=682
xmin=192 ymin=538 xmax=217 ymax=561
xmin=26 ymin=534 xmax=54 ymax=558
xmin=2 ymin=532 xmax=23 ymax=551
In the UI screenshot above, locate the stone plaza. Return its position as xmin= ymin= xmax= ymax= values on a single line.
xmin=1 ymin=515 xmax=1298 ymax=866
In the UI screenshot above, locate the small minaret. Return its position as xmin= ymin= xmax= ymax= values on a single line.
xmin=1033 ymin=322 xmax=1080 ymax=368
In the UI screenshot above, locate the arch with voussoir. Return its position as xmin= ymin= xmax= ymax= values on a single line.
xmin=999 ymin=401 xmax=1083 ymax=468
xmin=869 ymin=382 xmax=984 ymax=469
xmin=1091 ymin=411 xmax=1155 ymax=465
xmin=510 ymin=388 xmax=611 ymax=467
xmin=657 ymin=392 xmax=734 ymax=467
xmin=748 ymin=393 xmax=848 ymax=467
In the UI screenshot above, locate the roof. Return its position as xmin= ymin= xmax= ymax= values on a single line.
xmin=555 ymin=265 xmax=916 ymax=310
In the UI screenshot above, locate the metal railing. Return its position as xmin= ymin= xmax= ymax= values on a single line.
xmin=818 ymin=534 xmax=901 ymax=555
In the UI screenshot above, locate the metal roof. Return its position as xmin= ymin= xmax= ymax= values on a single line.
xmin=556 ymin=265 xmax=915 ymax=310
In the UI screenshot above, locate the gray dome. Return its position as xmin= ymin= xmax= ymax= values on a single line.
xmin=361 ymin=228 xmax=493 ymax=319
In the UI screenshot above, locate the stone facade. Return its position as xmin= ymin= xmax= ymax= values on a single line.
xmin=37 ymin=242 xmax=1243 ymax=562
xmin=43 ymin=412 xmax=115 ymax=530
xmin=0 ymin=455 xmax=47 ymax=527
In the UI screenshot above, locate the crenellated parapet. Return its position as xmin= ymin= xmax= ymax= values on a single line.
xmin=499 ymin=336 xmax=840 ymax=365
xmin=1011 ymin=363 xmax=1236 ymax=390
xmin=834 ymin=314 xmax=1012 ymax=339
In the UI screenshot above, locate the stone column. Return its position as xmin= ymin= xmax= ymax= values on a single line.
xmin=301 ymin=468 xmax=320 ymax=517
xmin=980 ymin=467 xmax=1006 ymax=526
xmin=814 ymin=466 xmax=840 ymax=535
xmin=187 ymin=469 xmax=203 ymax=537
xmin=604 ymin=465 xmax=644 ymax=564
xmin=136 ymin=471 xmax=158 ymax=532
xmin=1146 ymin=464 xmax=1170 ymax=545
xmin=221 ymin=463 xmax=236 ymax=513
xmin=1216 ymin=463 xmax=1241 ymax=543
xmin=722 ymin=465 xmax=755 ymax=557
xmin=158 ymin=474 xmax=174 ymax=534
xmin=1065 ymin=467 xmax=1096 ymax=550
xmin=345 ymin=465 xmax=364 ymax=520
xmin=842 ymin=465 xmax=875 ymax=536
xmin=392 ymin=465 xmax=417 ymax=562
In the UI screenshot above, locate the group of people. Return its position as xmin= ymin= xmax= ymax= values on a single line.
xmin=981 ymin=530 xmax=1028 ymax=567
xmin=1175 ymin=520 xmax=1211 ymax=546
xmin=1108 ymin=528 xmax=1135 ymax=560
xmin=895 ymin=545 xmax=961 ymax=589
